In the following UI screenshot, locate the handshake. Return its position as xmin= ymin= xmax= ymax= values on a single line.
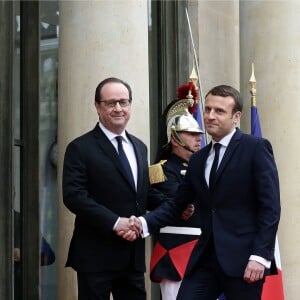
xmin=114 ymin=216 xmax=143 ymax=241
xmin=113 ymin=204 xmax=195 ymax=242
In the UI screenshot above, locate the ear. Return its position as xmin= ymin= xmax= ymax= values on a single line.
xmin=233 ymin=111 xmax=241 ymax=124
xmin=170 ymin=135 xmax=180 ymax=148
xmin=95 ymin=101 xmax=101 ymax=117
xmin=170 ymin=136 xmax=176 ymax=146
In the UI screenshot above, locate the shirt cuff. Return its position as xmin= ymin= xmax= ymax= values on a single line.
xmin=112 ymin=217 xmax=120 ymax=230
xmin=249 ymin=255 xmax=271 ymax=268
xmin=138 ymin=216 xmax=150 ymax=238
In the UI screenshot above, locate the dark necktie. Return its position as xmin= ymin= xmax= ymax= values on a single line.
xmin=116 ymin=136 xmax=135 ymax=188
xmin=209 ymin=143 xmax=221 ymax=189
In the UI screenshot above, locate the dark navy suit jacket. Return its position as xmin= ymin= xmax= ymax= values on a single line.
xmin=144 ymin=129 xmax=281 ymax=277
xmin=63 ymin=124 xmax=160 ymax=273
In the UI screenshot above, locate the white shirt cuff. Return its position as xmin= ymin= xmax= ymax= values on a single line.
xmin=249 ymin=255 xmax=271 ymax=268
xmin=112 ymin=217 xmax=120 ymax=230
xmin=138 ymin=216 xmax=150 ymax=238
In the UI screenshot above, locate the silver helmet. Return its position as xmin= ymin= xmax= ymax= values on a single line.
xmin=166 ymin=97 xmax=204 ymax=149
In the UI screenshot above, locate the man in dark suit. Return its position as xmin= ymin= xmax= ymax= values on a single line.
xmin=63 ymin=77 xmax=160 ymax=300
xmin=134 ymin=85 xmax=280 ymax=300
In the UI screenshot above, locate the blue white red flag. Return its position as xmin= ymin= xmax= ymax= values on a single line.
xmin=251 ymin=105 xmax=262 ymax=137
xmin=251 ymin=103 xmax=285 ymax=300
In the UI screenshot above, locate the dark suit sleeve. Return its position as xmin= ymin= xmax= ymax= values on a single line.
xmin=63 ymin=141 xmax=119 ymax=233
xmin=252 ymin=138 xmax=281 ymax=260
xmin=146 ymin=186 xmax=169 ymax=211
xmin=144 ymin=177 xmax=193 ymax=233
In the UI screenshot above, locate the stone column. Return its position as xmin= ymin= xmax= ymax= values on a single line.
xmin=57 ymin=1 xmax=150 ymax=299
xmin=196 ymin=0 xmax=240 ymax=94
xmin=240 ymin=2 xmax=300 ymax=298
xmin=190 ymin=0 xmax=240 ymax=141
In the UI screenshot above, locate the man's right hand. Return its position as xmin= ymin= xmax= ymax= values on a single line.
xmin=114 ymin=216 xmax=142 ymax=241
xmin=129 ymin=215 xmax=142 ymax=234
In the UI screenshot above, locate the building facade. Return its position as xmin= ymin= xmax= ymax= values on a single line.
xmin=0 ymin=1 xmax=299 ymax=299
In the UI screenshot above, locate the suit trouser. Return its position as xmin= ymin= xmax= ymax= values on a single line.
xmin=176 ymin=238 xmax=264 ymax=300
xmin=77 ymin=270 xmax=146 ymax=300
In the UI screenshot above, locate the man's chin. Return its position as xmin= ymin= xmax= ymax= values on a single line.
xmin=112 ymin=119 xmax=127 ymax=126
xmin=206 ymin=129 xmax=215 ymax=136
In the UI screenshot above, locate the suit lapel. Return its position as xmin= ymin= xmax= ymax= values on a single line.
xmin=127 ymin=133 xmax=143 ymax=192
xmin=92 ymin=125 xmax=136 ymax=191
xmin=201 ymin=144 xmax=212 ymax=190
xmin=215 ymin=129 xmax=242 ymax=183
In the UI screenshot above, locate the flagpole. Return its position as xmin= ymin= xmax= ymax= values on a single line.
xmin=189 ymin=64 xmax=206 ymax=133
xmin=249 ymin=63 xmax=257 ymax=107
xmin=249 ymin=63 xmax=262 ymax=137
xmin=185 ymin=7 xmax=208 ymax=144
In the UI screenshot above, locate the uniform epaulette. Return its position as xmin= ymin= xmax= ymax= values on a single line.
xmin=149 ymin=160 xmax=167 ymax=185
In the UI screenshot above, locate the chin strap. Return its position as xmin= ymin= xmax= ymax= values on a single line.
xmin=171 ymin=129 xmax=195 ymax=154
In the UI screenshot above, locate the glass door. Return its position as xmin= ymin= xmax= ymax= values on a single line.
xmin=11 ymin=1 xmax=59 ymax=299
xmin=13 ymin=3 xmax=22 ymax=298
xmin=39 ymin=2 xmax=59 ymax=299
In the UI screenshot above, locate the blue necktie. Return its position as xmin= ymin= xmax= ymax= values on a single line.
xmin=209 ymin=143 xmax=221 ymax=189
xmin=116 ymin=136 xmax=135 ymax=188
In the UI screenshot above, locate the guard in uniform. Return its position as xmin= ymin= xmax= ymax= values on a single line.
xmin=149 ymin=83 xmax=204 ymax=300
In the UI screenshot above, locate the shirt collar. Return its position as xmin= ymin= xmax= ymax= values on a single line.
xmin=98 ymin=122 xmax=128 ymax=143
xmin=212 ymin=128 xmax=236 ymax=148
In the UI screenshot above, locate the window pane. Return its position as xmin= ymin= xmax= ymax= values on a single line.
xmin=39 ymin=2 xmax=59 ymax=299
xmin=13 ymin=2 xmax=22 ymax=298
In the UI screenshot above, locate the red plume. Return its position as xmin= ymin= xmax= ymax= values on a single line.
xmin=176 ymin=81 xmax=198 ymax=114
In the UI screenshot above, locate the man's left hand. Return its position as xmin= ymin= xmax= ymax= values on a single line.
xmin=181 ymin=204 xmax=195 ymax=221
xmin=244 ymin=260 xmax=265 ymax=283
